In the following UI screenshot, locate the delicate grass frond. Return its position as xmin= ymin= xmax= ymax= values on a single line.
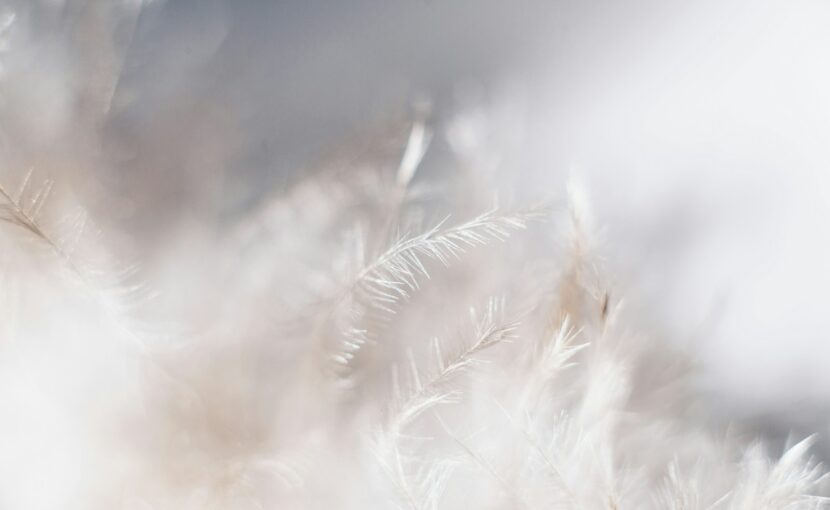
xmin=728 ymin=437 xmax=829 ymax=509
xmin=372 ymin=425 xmax=456 ymax=510
xmin=0 ymin=176 xmax=84 ymax=274
xmin=397 ymin=121 xmax=432 ymax=188
xmin=538 ymin=317 xmax=587 ymax=375
xmin=517 ymin=317 xmax=587 ymax=412
xmin=353 ymin=206 xmax=546 ymax=313
xmin=328 ymin=207 xmax=539 ymax=383
xmin=496 ymin=402 xmax=581 ymax=507
xmin=331 ymin=324 xmax=370 ymax=369
xmin=371 ymin=298 xmax=519 ymax=510
xmin=0 ymin=174 xmax=162 ymax=363
xmin=326 ymin=290 xmax=373 ymax=376
xmin=388 ymin=297 xmax=518 ymax=433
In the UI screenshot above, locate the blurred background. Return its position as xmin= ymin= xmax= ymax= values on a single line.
xmin=4 ymin=0 xmax=830 ymax=445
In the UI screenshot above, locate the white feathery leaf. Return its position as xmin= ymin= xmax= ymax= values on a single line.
xmin=354 ymin=206 xmax=545 ymax=311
